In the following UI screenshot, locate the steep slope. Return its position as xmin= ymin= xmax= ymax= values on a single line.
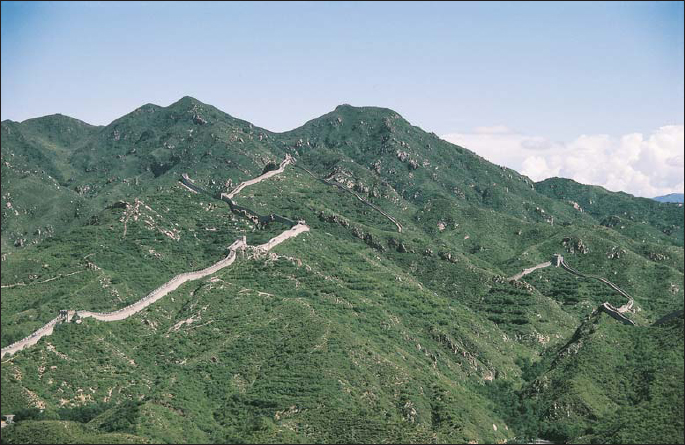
xmin=1 ymin=97 xmax=283 ymax=251
xmin=1 ymin=115 xmax=98 ymax=251
xmin=528 ymin=312 xmax=684 ymax=444
xmin=280 ymin=104 xmax=595 ymax=226
xmin=2 ymin=98 xmax=683 ymax=444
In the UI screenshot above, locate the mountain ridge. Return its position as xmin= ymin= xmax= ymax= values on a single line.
xmin=6 ymin=97 xmax=674 ymax=208
xmin=1 ymin=97 xmax=682 ymax=444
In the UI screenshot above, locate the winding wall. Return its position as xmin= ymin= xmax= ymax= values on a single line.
xmin=181 ymin=166 xmax=296 ymax=229
xmin=179 ymin=174 xmax=209 ymax=195
xmin=509 ymin=254 xmax=636 ymax=326
xmin=2 ymin=157 xmax=309 ymax=359
xmin=508 ymin=261 xmax=552 ymax=281
xmin=76 ymin=240 xmax=245 ymax=322
xmin=558 ymin=258 xmax=634 ymax=313
xmin=1 ymin=316 xmax=63 ymax=359
xmin=222 ymin=154 xmax=293 ymax=200
xmin=220 ymin=197 xmax=296 ymax=229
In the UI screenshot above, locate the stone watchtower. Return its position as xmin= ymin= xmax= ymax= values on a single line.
xmin=553 ymin=254 xmax=563 ymax=267
xmin=59 ymin=310 xmax=75 ymax=322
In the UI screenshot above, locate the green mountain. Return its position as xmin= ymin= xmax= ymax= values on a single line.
xmin=2 ymin=97 xmax=683 ymax=444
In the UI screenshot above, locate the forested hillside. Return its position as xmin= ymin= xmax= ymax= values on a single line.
xmin=2 ymin=97 xmax=683 ymax=444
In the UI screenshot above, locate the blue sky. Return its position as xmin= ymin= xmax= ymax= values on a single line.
xmin=1 ymin=1 xmax=683 ymax=196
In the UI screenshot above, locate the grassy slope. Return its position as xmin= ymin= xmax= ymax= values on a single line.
xmin=530 ymin=313 xmax=684 ymax=444
xmin=0 ymin=420 xmax=149 ymax=444
xmin=1 ymin=97 xmax=682 ymax=443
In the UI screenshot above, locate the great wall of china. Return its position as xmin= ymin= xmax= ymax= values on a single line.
xmin=2 ymin=156 xmax=309 ymax=359
xmin=509 ymin=253 xmax=636 ymax=326
xmin=222 ymin=154 xmax=293 ymax=200
xmin=5 ymin=152 xmax=678 ymax=359
xmin=507 ymin=261 xmax=552 ymax=282
xmin=181 ymin=162 xmax=297 ymax=230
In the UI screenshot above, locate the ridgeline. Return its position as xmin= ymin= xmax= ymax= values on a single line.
xmin=1 ymin=97 xmax=682 ymax=444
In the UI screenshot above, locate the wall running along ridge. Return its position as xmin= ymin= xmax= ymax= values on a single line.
xmin=181 ymin=172 xmax=296 ymax=229
xmin=510 ymin=254 xmax=636 ymax=326
xmin=0 ymin=316 xmax=63 ymax=359
xmin=2 ymin=157 xmax=309 ymax=358
xmin=508 ymin=261 xmax=552 ymax=281
xmin=221 ymin=198 xmax=296 ymax=229
xmin=222 ymin=154 xmax=293 ymax=200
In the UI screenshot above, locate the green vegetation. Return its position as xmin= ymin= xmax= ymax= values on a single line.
xmin=0 ymin=420 xmax=149 ymax=444
xmin=2 ymin=97 xmax=683 ymax=443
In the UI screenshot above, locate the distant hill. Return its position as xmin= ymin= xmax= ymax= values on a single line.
xmin=653 ymin=193 xmax=684 ymax=203
xmin=536 ymin=177 xmax=684 ymax=246
xmin=1 ymin=97 xmax=682 ymax=444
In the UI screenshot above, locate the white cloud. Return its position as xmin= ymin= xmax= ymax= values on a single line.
xmin=441 ymin=125 xmax=684 ymax=198
xmin=521 ymin=156 xmax=560 ymax=179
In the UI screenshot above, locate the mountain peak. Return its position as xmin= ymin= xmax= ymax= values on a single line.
xmin=168 ymin=96 xmax=207 ymax=110
xmin=334 ymin=103 xmax=354 ymax=111
xmin=332 ymin=103 xmax=402 ymax=117
xmin=18 ymin=113 xmax=97 ymax=128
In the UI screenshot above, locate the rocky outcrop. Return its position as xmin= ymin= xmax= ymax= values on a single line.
xmin=387 ymin=237 xmax=410 ymax=253
xmin=318 ymin=211 xmax=350 ymax=227
xmin=562 ymin=237 xmax=589 ymax=254
xmin=439 ymin=251 xmax=458 ymax=263
xmin=606 ymin=246 xmax=626 ymax=259
xmin=354 ymin=228 xmax=385 ymax=252
xmin=648 ymin=252 xmax=669 ymax=262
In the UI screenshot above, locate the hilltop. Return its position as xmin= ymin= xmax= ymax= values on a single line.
xmin=1 ymin=97 xmax=683 ymax=444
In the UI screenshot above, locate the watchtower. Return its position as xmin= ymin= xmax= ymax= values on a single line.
xmin=59 ymin=310 xmax=74 ymax=322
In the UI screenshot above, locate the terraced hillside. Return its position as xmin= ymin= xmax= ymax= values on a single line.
xmin=1 ymin=97 xmax=683 ymax=444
